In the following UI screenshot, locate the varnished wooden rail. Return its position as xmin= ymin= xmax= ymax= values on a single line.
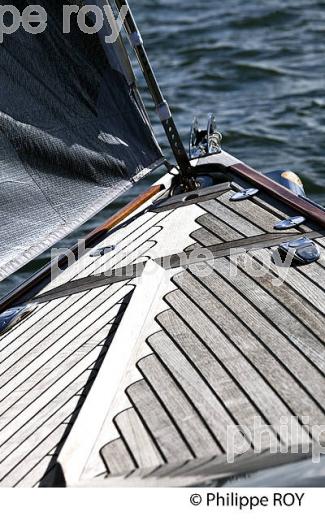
xmin=0 ymin=184 xmax=165 ymax=313
xmin=230 ymin=163 xmax=325 ymax=228
xmin=88 ymin=184 xmax=164 ymax=237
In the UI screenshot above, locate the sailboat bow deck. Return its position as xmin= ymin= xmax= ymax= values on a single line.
xmin=0 ymin=154 xmax=324 ymax=487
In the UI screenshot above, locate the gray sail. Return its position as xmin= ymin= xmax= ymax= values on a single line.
xmin=0 ymin=0 xmax=163 ymax=281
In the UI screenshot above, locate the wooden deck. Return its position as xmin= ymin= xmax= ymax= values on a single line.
xmin=0 ymin=168 xmax=324 ymax=486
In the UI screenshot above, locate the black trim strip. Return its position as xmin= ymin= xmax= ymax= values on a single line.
xmin=34 ymin=231 xmax=323 ymax=303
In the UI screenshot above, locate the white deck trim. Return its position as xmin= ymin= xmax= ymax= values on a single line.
xmin=58 ymin=261 xmax=170 ymax=485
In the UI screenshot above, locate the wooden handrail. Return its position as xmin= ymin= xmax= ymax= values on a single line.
xmin=0 ymin=184 xmax=165 ymax=313
xmin=91 ymin=185 xmax=164 ymax=235
xmin=229 ymin=163 xmax=325 ymax=228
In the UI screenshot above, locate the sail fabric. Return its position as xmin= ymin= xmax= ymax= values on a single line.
xmin=0 ymin=1 xmax=162 ymax=281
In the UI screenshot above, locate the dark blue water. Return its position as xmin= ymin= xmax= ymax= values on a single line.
xmin=1 ymin=0 xmax=325 ymax=298
xmin=138 ymin=0 xmax=325 ymax=199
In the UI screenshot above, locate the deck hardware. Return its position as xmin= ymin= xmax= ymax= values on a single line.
xmin=0 ymin=304 xmax=36 ymax=335
xmin=151 ymin=182 xmax=231 ymax=212
xmin=230 ymin=188 xmax=259 ymax=201
xmin=274 ymin=216 xmax=306 ymax=230
xmin=277 ymin=237 xmax=320 ymax=265
xmin=90 ymin=246 xmax=115 ymax=258
xmin=189 ymin=114 xmax=222 ymax=159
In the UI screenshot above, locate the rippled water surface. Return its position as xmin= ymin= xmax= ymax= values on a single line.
xmin=140 ymin=0 xmax=325 ymax=197
xmin=1 ymin=0 xmax=325 ymax=297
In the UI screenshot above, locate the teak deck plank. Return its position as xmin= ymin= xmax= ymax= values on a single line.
xmin=174 ymin=269 xmax=325 ymax=427
xmin=101 ymin=438 xmax=136 ymax=475
xmin=220 ymin=195 xmax=325 ymax=305
xmin=219 ymin=191 xmax=307 ymax=233
xmin=164 ymin=285 xmax=310 ymax=444
xmin=0 ymin=298 xmax=121 ymax=391
xmin=0 ymin=298 xmax=126 ymax=415
xmin=19 ymin=456 xmax=57 ymax=488
xmin=253 ymin=249 xmax=325 ymax=315
xmin=137 ymin=355 xmax=219 ymax=457
xmin=232 ymin=254 xmax=324 ymax=342
xmin=192 ymin=222 xmax=325 ymax=371
xmin=221 ymin=193 xmax=325 ymax=293
xmin=296 ymin=261 xmax=325 ymax=289
xmin=196 ymin=203 xmax=325 ymax=315
xmin=126 ymin=379 xmax=193 ymax=463
xmin=0 ymin=212 xmax=166 ymax=349
xmin=211 ymin=258 xmax=325 ymax=373
xmin=190 ymin=227 xmax=221 ymax=247
xmin=155 ymin=310 xmax=277 ymax=449
xmin=0 ymin=425 xmax=68 ymax=487
xmin=1 ymin=425 xmax=65 ymax=487
xmin=114 ymin=407 xmax=163 ymax=469
xmin=200 ymin=199 xmax=264 ymax=237
xmin=0 ymin=371 xmax=93 ymax=465
xmin=195 ymin=213 xmax=242 ymax=241
xmin=163 ymin=283 xmax=319 ymax=429
xmin=0 ymin=330 xmax=115 ymax=482
xmin=147 ymin=331 xmax=250 ymax=455
xmin=41 ymin=210 xmax=168 ymax=291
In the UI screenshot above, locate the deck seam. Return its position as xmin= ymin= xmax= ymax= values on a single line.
xmin=0 ymin=232 xmax=160 ymax=356
xmin=153 ymin=306 xmax=258 ymax=450
xmin=185 ymin=268 xmax=325 ymax=418
xmin=0 ymin=209 xmax=170 ymax=344
xmin=0 ymin=295 xmax=129 ymax=392
xmin=163 ymin=286 xmax=299 ymax=444
xmin=136 ymin=353 xmax=221 ymax=456
xmin=125 ymin=379 xmax=197 ymax=460
xmin=0 ymin=327 xmax=119 ymax=421
xmin=195 ymin=210 xmax=325 ymax=318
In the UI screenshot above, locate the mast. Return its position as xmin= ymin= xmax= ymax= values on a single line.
xmin=112 ymin=0 xmax=193 ymax=186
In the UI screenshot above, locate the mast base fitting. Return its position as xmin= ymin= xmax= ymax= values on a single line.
xmin=171 ymin=172 xmax=196 ymax=195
